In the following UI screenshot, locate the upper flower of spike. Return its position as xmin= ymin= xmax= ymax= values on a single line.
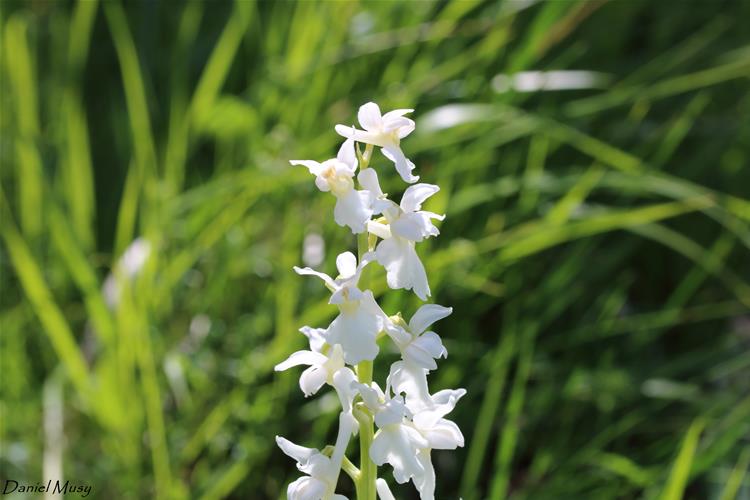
xmin=367 ymin=184 xmax=445 ymax=300
xmin=291 ymin=139 xmax=383 ymax=234
xmin=335 ymin=102 xmax=418 ymax=184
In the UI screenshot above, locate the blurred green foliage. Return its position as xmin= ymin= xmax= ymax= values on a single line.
xmin=1 ymin=0 xmax=749 ymax=499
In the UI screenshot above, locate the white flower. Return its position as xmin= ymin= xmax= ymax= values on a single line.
xmin=354 ymin=383 xmax=431 ymax=489
xmin=275 ymin=436 xmax=348 ymax=500
xmin=386 ymin=362 xmax=465 ymax=500
xmin=367 ymin=184 xmax=444 ymax=300
xmin=275 ymin=328 xmax=359 ymax=412
xmin=406 ymin=386 xmax=466 ymax=451
xmin=275 ymin=341 xmax=347 ymax=397
xmin=335 ymin=102 xmax=418 ymax=183
xmin=386 ymin=304 xmax=451 ymax=370
xmin=412 ymin=389 xmax=465 ymax=500
xmin=385 ymin=367 xmax=466 ymax=500
xmin=291 ymin=139 xmax=383 ymax=234
xmin=294 ymin=251 xmax=388 ymax=364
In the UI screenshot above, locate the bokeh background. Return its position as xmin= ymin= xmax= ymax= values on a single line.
xmin=1 ymin=0 xmax=749 ymax=499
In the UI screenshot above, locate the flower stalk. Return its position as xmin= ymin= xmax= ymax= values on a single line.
xmin=355 ymin=143 xmax=377 ymax=500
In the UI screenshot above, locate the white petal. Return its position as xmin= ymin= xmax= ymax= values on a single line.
xmin=409 ymin=305 xmax=453 ymax=335
xmin=290 ymin=160 xmax=331 ymax=192
xmin=388 ymin=361 xmax=432 ymax=412
xmin=336 ymin=251 xmax=358 ymax=279
xmin=354 ymin=381 xmax=385 ymax=413
xmin=287 ymin=476 xmax=327 ymax=500
xmin=358 ymin=102 xmax=383 ymax=131
xmin=405 ymin=332 xmax=447 ymax=371
xmin=375 ymin=199 xmax=399 ymax=218
xmin=412 ymin=388 xmax=466 ymax=428
xmin=374 ymin=397 xmax=410 ymax=428
xmin=276 ymin=436 xmax=317 ymax=465
xmin=357 ymin=167 xmax=383 ymax=199
xmin=400 ymin=184 xmax=439 ymax=213
xmin=381 ymin=115 xmax=412 ymax=132
xmin=358 ymin=290 xmax=388 ymax=328
xmin=332 ymin=368 xmax=358 ymax=412
xmin=290 ymin=160 xmax=324 ymax=176
xmin=370 ymin=425 xmax=428 ymax=484
xmin=404 ymin=343 xmax=438 ymax=371
xmin=367 ymin=220 xmax=392 ymax=240
xmin=381 ymin=145 xmax=418 ymax=183
xmin=334 ymin=125 xmax=388 ymax=147
xmin=420 ymin=418 xmax=464 ymax=450
xmin=299 ymin=365 xmax=328 ymax=396
xmin=376 ymin=478 xmax=396 ymax=500
xmin=294 ymin=266 xmax=337 ymax=289
xmin=375 ymin=237 xmax=430 ymax=300
xmin=389 ymin=212 xmax=436 ymax=242
xmin=325 ymin=308 xmax=380 ymax=364
xmin=382 ymin=108 xmax=414 ymax=121
xmin=396 ymin=122 xmax=416 ymax=139
xmin=385 ymin=323 xmax=411 ymax=348
xmin=275 ymin=350 xmax=328 ymax=372
xmin=336 ymin=138 xmax=358 ymax=171
xmin=420 ymin=210 xmax=445 ymax=222
xmin=389 ymin=214 xmax=425 ymax=242
xmin=431 ymin=388 xmax=467 ymax=407
xmin=299 ymin=326 xmax=327 ymax=353
xmin=382 ymin=110 xmax=414 ymax=131
xmin=414 ymin=450 xmax=436 ymax=500
xmin=330 ymin=285 xmax=365 ymax=305
xmin=314 ymin=175 xmax=331 ymax=192
xmin=333 ymin=190 xmax=373 ymax=234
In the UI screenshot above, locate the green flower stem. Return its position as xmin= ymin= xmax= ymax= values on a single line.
xmin=355 ymin=364 xmax=377 ymax=500
xmin=356 ymin=143 xmax=377 ymax=500
xmin=355 ymin=232 xmax=377 ymax=500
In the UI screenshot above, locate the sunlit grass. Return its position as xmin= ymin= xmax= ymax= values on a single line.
xmin=1 ymin=1 xmax=748 ymax=499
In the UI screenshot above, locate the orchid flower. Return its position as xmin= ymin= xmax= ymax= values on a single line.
xmin=386 ymin=304 xmax=451 ymax=370
xmin=354 ymin=383 xmax=431 ymax=489
xmin=275 ymin=436 xmax=349 ymax=500
xmin=367 ymin=184 xmax=444 ymax=300
xmin=384 ymin=366 xmax=466 ymax=500
xmin=335 ymin=102 xmax=418 ymax=183
xmin=294 ymin=251 xmax=389 ymax=364
xmin=291 ymin=139 xmax=383 ymax=234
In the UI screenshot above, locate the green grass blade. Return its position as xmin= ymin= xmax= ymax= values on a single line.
xmin=659 ymin=418 xmax=705 ymax=500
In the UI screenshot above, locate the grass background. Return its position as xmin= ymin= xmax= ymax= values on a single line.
xmin=1 ymin=0 xmax=749 ymax=498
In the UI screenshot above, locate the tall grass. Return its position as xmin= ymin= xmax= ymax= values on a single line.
xmin=1 ymin=1 xmax=748 ymax=498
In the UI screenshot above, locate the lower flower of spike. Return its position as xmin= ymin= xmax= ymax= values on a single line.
xmin=275 ymin=436 xmax=349 ymax=500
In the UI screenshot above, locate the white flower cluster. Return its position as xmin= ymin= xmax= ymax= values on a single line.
xmin=276 ymin=103 xmax=465 ymax=500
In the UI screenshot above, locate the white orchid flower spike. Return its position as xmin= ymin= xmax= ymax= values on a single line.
xmin=294 ymin=251 xmax=389 ymax=364
xmin=368 ymin=184 xmax=445 ymax=300
xmin=291 ymin=139 xmax=383 ymax=234
xmin=335 ymin=102 xmax=418 ymax=183
xmin=278 ymin=102 xmax=464 ymax=500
